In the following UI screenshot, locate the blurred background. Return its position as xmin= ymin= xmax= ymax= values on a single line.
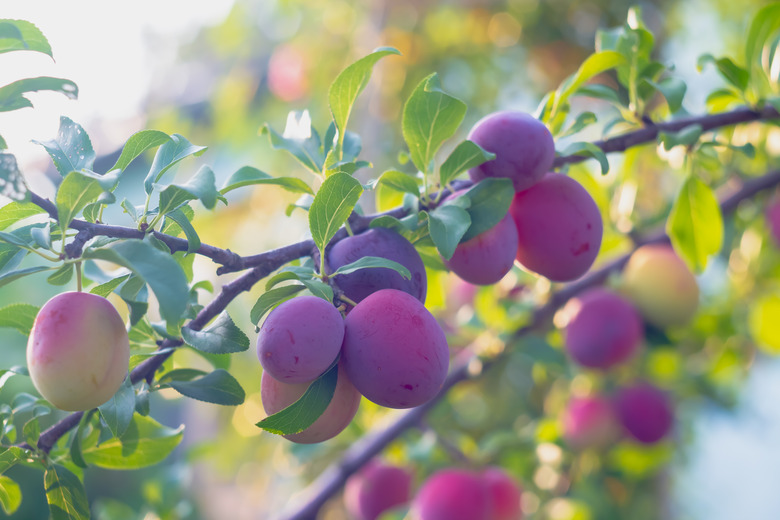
xmin=2 ymin=0 xmax=780 ymax=519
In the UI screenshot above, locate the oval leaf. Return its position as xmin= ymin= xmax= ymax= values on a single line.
xmin=309 ymin=172 xmax=363 ymax=253
xmin=181 ymin=312 xmax=249 ymax=354
xmin=167 ymin=369 xmax=245 ymax=406
xmin=666 ymin=175 xmax=723 ymax=273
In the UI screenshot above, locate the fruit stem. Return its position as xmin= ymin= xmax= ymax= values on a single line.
xmin=338 ymin=294 xmax=359 ymax=308
xmin=76 ymin=261 xmax=82 ymax=292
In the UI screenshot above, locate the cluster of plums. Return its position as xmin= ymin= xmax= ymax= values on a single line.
xmin=443 ymin=111 xmax=602 ymax=286
xmin=344 ymin=459 xmax=523 ymax=520
xmin=259 ymin=227 xmax=449 ymax=443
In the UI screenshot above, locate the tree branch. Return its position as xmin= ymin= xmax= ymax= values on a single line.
xmin=278 ymin=169 xmax=780 ymax=520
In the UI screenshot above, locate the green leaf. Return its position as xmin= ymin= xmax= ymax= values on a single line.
xmin=261 ymin=118 xmax=323 ymax=173
xmin=0 ymin=153 xmax=29 ymax=201
xmin=256 ymin=363 xmax=338 ymax=435
xmin=0 ymin=303 xmax=38 ymax=336
xmin=0 ymin=230 xmax=30 ymax=248
xmin=552 ymin=51 xmax=626 ymax=116
xmin=143 ymin=134 xmax=207 ymax=194
xmin=31 ymin=224 xmax=51 ymax=249
xmin=402 ymin=73 xmax=467 ymax=174
xmin=658 ymin=124 xmax=703 ymax=150
xmin=44 ymin=464 xmax=89 ymax=520
xmin=459 ymin=177 xmax=514 ymax=242
xmin=428 ymin=205 xmax=471 ymax=260
xmin=157 ymin=165 xmax=218 ymax=212
xmin=69 ymin=412 xmax=91 ymax=469
xmin=0 ymin=266 xmax=53 ymax=289
xmin=0 ymin=447 xmax=28 ymax=475
xmin=55 ymin=170 xmax=103 ymax=230
xmin=81 ymin=413 xmax=183 ymax=470
xmin=83 ymin=239 xmax=189 ymax=325
xmin=89 ymin=274 xmax=130 ymax=298
xmin=309 ymin=172 xmax=363 ymax=253
xmin=697 ymin=54 xmax=749 ymax=92
xmin=220 ymin=166 xmax=313 ymax=196
xmin=157 ymin=368 xmax=207 ymax=385
xmin=250 ymin=285 xmax=306 ymax=325
xmin=328 ymin=47 xmax=400 ymax=151
xmin=745 ymin=3 xmax=780 ymax=78
xmin=0 ymin=201 xmax=44 ymax=230
xmin=300 ymin=278 xmax=334 ymax=302
xmin=375 ymin=170 xmax=420 ymax=196
xmin=46 ymin=263 xmax=74 ymax=286
xmin=647 ymin=77 xmax=687 ymax=113
xmin=575 ymin=83 xmax=622 ymax=104
xmin=439 ymin=140 xmax=496 ymax=186
xmin=666 ymin=175 xmax=723 ymax=273
xmin=0 ymin=78 xmax=78 ymax=113
xmin=110 ymin=130 xmax=170 ymax=172
xmin=0 ymin=19 xmax=52 ymax=56
xmin=0 ymin=475 xmax=21 ymax=515
xmin=32 ymin=117 xmax=92 ymax=176
xmin=167 ymin=369 xmax=245 ymax=406
xmin=331 ymin=255 xmax=411 ymax=279
xmin=0 ymin=135 xmax=5 ymax=150
xmin=560 ymin=141 xmax=610 ymax=174
xmin=181 ymin=312 xmax=249 ymax=354
xmin=98 ymin=376 xmax=135 ymax=438
xmin=164 ymin=208 xmax=201 ymax=254
xmin=558 ymin=112 xmax=598 ymax=139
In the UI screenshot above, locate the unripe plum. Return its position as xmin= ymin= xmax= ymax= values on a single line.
xmin=26 ymin=292 xmax=130 ymax=412
xmin=482 ymin=467 xmax=523 ymax=520
xmin=444 ymin=212 xmax=519 ymax=286
xmin=509 ymin=173 xmax=602 ymax=282
xmin=257 ymin=295 xmax=344 ymax=384
xmin=328 ymin=227 xmax=427 ymax=304
xmin=260 ymin=362 xmax=360 ymax=444
xmin=621 ymin=243 xmax=699 ymax=328
xmin=341 ymin=289 xmax=449 ymax=409
xmin=564 ymin=288 xmax=643 ymax=370
xmin=614 ymin=382 xmax=674 ymax=444
xmin=562 ymin=395 xmax=621 ymax=450
xmin=411 ymin=469 xmax=492 ymax=520
xmin=467 ymin=111 xmax=555 ymax=192
xmin=344 ymin=459 xmax=413 ymax=520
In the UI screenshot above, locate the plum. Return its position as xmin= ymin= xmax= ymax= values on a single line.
xmin=562 ymin=395 xmax=621 ymax=450
xmin=344 ymin=459 xmax=413 ymax=520
xmin=564 ymin=288 xmax=643 ymax=370
xmin=341 ymin=289 xmax=449 ymax=409
xmin=26 ymin=292 xmax=130 ymax=411
xmin=328 ymin=227 xmax=427 ymax=304
xmin=411 ymin=469 xmax=492 ymax=520
xmin=257 ymin=295 xmax=344 ymax=384
xmin=467 ymin=111 xmax=555 ymax=192
xmin=509 ymin=173 xmax=602 ymax=282
xmin=482 ymin=467 xmax=523 ymax=520
xmin=444 ymin=212 xmax=519 ymax=286
xmin=260 ymin=362 xmax=360 ymax=444
xmin=614 ymin=382 xmax=674 ymax=444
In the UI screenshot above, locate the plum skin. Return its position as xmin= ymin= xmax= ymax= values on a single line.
xmin=562 ymin=395 xmax=621 ymax=450
xmin=257 ymin=295 xmax=344 ymax=384
xmin=26 ymin=292 xmax=130 ymax=412
xmin=341 ymin=289 xmax=449 ymax=409
xmin=467 ymin=111 xmax=555 ymax=192
xmin=621 ymin=243 xmax=699 ymax=328
xmin=344 ymin=459 xmax=413 ymax=520
xmin=328 ymin=227 xmax=427 ymax=304
xmin=260 ymin=362 xmax=360 ymax=444
xmin=411 ymin=469 xmax=493 ymax=520
xmin=482 ymin=467 xmax=523 ymax=520
xmin=614 ymin=382 xmax=674 ymax=444
xmin=509 ymin=173 xmax=603 ymax=282
xmin=564 ymin=288 xmax=643 ymax=369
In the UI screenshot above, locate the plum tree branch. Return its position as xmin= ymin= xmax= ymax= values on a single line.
xmin=277 ymin=168 xmax=780 ymax=520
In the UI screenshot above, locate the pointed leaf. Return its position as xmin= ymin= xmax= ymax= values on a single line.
xmin=157 ymin=165 xmax=218 ymax=213
xmin=745 ymin=4 xmax=780 ymax=77
xmin=110 ymin=130 xmax=170 ymax=172
xmin=0 ymin=303 xmax=38 ymax=336
xmin=439 ymin=140 xmax=496 ymax=186
xmin=32 ymin=117 xmax=92 ymax=176
xmin=0 ymin=78 xmax=77 ymax=113
xmin=375 ymin=170 xmax=420 ymax=196
xmin=55 ymin=170 xmax=103 ymax=230
xmin=46 ymin=263 xmax=73 ymax=286
xmin=167 ymin=369 xmax=245 ymax=405
xmin=402 ymin=73 xmax=467 ymax=174
xmin=143 ymin=134 xmax=207 ymax=194
xmin=560 ymin=141 xmax=610 ymax=174
xmin=428 ymin=205 xmax=471 ymax=260
xmin=459 ymin=177 xmax=514 ymax=242
xmin=309 ymin=172 xmax=363 ymax=253
xmin=0 ymin=266 xmax=54 ymax=288
xmin=90 ymin=274 xmax=130 ymax=298
xmin=256 ymin=363 xmax=338 ymax=435
xmin=0 ymin=475 xmax=21 ymax=515
xmin=44 ymin=465 xmax=89 ymax=520
xmin=0 ymin=19 xmax=52 ymax=56
xmin=98 ymin=376 xmax=135 ymax=438
xmin=0 ymin=153 xmax=29 ymax=201
xmin=0 ymin=201 xmax=44 ymax=230
xmin=331 ymin=255 xmax=411 ymax=279
xmin=250 ymin=285 xmax=305 ymax=325
xmin=666 ymin=175 xmax=723 ymax=273
xmin=0 ymin=447 xmax=28 ymax=475
xmin=163 ymin=208 xmax=201 ymax=254
xmin=181 ymin=312 xmax=249 ymax=354
xmin=261 ymin=120 xmax=323 ymax=173
xmin=220 ymin=166 xmax=313 ymax=196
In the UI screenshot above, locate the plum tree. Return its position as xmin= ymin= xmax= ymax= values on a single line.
xmin=443 ymin=211 xmax=519 ymax=286
xmin=260 ymin=362 xmax=360 ymax=444
xmin=621 ymin=243 xmax=699 ymax=328
xmin=561 ymin=395 xmax=621 ymax=450
xmin=509 ymin=173 xmax=603 ymax=282
xmin=344 ymin=459 xmax=413 ymax=520
xmin=482 ymin=467 xmax=523 ymax=520
xmin=411 ymin=469 xmax=492 ymax=520
xmin=328 ymin=227 xmax=427 ymax=304
xmin=26 ymin=292 xmax=130 ymax=412
xmin=467 ymin=111 xmax=555 ymax=192
xmin=564 ymin=288 xmax=643 ymax=369
xmin=341 ymin=289 xmax=449 ymax=409
xmin=257 ymin=295 xmax=344 ymax=384
xmin=613 ymin=382 xmax=674 ymax=444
